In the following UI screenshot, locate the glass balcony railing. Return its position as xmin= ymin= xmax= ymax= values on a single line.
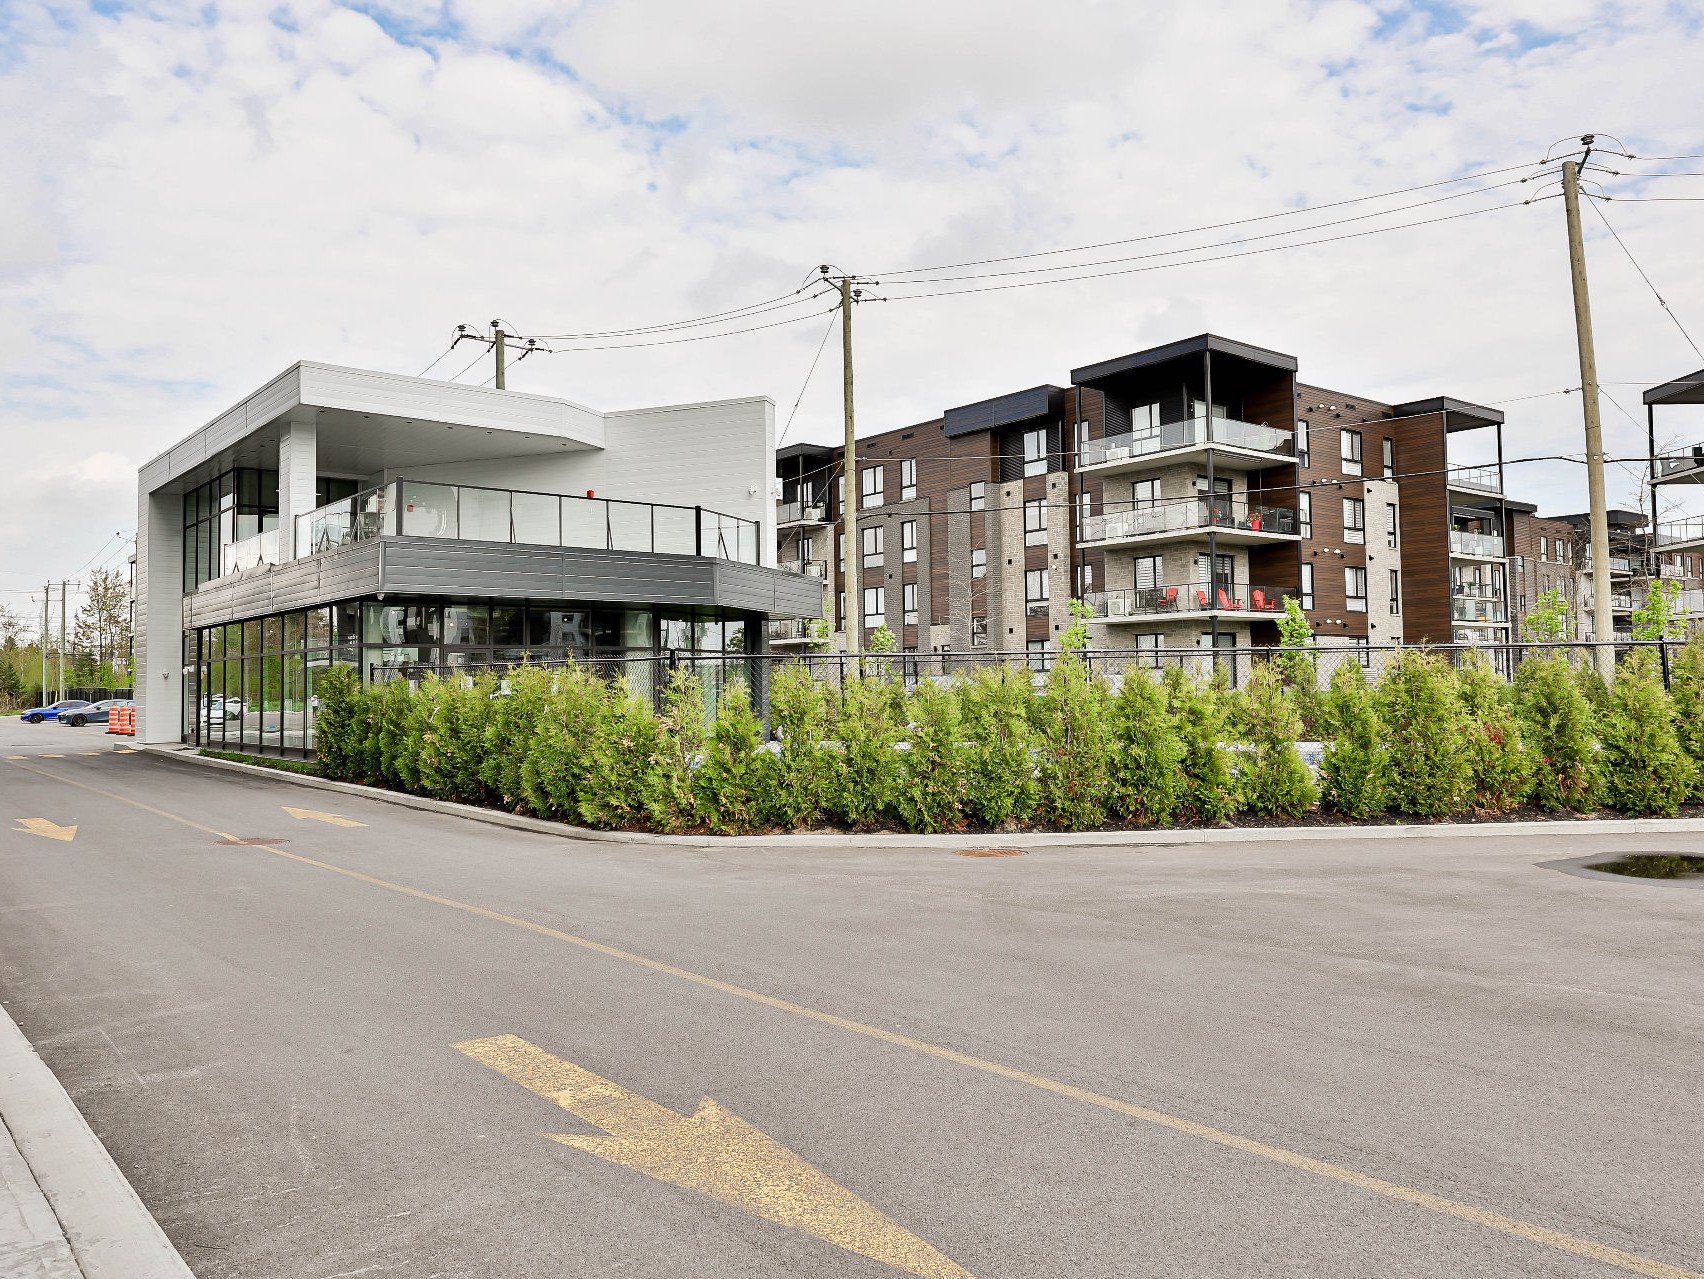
xmin=1447 ymin=465 xmax=1502 ymax=493
xmin=219 ymin=528 xmax=280 ymax=576
xmin=1656 ymin=518 xmax=1704 ymax=548
xmin=1080 ymin=498 xmax=1296 ymax=544
xmin=294 ymin=478 xmax=761 ymax=566
xmin=781 ymin=559 xmax=828 ymax=579
xmin=1080 ymin=416 xmax=1293 ymax=467
xmin=1449 ymin=530 xmax=1505 ymax=558
xmin=1084 ymin=582 xmax=1294 ymax=620
xmin=767 ymin=619 xmax=816 ymax=643
xmin=1654 ymin=449 xmax=1704 ymax=482
xmin=1451 ymin=592 xmax=1507 ymax=623
xmin=1676 ymin=589 xmax=1704 ymax=615
xmin=776 ymin=498 xmax=830 ymax=525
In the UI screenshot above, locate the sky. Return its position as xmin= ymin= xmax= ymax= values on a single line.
xmin=2 ymin=0 xmax=1703 ymax=623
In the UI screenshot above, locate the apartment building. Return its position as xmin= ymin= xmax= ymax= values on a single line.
xmin=775 ymin=332 xmax=1514 ymax=656
xmin=136 ymin=362 xmax=821 ymax=755
xmin=1647 ymin=364 xmax=1704 ymax=632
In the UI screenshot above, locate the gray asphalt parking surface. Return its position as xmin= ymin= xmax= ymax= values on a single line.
xmin=1 ymin=715 xmax=1700 ymax=1277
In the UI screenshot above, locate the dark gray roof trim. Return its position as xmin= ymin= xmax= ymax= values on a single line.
xmin=1644 ymin=368 xmax=1704 ymax=406
xmin=942 ymin=385 xmax=1063 ymax=439
xmin=776 ymin=442 xmax=836 ymax=463
xmin=1070 ymin=334 xmax=1298 ymax=386
xmin=1389 ymin=396 xmax=1505 ymax=428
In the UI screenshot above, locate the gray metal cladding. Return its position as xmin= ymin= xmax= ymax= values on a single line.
xmin=182 ymin=536 xmax=823 ymax=621
xmin=943 ymin=385 xmax=1063 ymax=438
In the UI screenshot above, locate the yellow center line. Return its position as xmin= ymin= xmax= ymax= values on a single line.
xmin=5 ymin=757 xmax=1696 ymax=1279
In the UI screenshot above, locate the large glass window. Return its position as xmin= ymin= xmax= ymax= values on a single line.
xmin=901 ymin=458 xmax=917 ymax=501
xmin=1022 ymin=428 xmax=1048 ymax=477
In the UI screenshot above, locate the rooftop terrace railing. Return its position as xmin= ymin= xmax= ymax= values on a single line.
xmin=1449 ymin=530 xmax=1506 ymax=558
xmin=1080 ymin=416 xmax=1293 ymax=468
xmin=293 ymin=478 xmax=761 ymax=566
xmin=1447 ymin=465 xmax=1502 ymax=493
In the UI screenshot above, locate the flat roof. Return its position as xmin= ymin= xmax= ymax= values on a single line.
xmin=1070 ymin=334 xmax=1298 ymax=386
xmin=1556 ymin=509 xmax=1648 ymax=529
xmin=1389 ymin=397 xmax=1505 ymax=430
xmin=1644 ymin=367 xmax=1704 ymax=406
xmin=776 ymin=442 xmax=836 ymax=463
xmin=139 ymin=361 xmax=608 ymax=494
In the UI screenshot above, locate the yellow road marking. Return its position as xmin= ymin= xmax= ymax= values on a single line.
xmin=5 ymin=756 xmax=23 ymax=761
xmin=457 ymin=1035 xmax=971 ymax=1278
xmin=283 ymin=805 xmax=367 ymax=828
xmin=14 ymin=817 xmax=77 ymax=842
xmin=6 ymin=758 xmax=1699 ymax=1279
xmin=81 ymin=752 xmax=101 ymax=757
xmin=39 ymin=753 xmax=62 ymax=759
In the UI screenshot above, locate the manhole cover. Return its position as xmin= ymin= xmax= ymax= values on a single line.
xmin=956 ymin=847 xmax=1026 ymax=858
xmin=1588 ymin=853 xmax=1704 ymax=880
xmin=217 ymin=837 xmax=290 ymax=847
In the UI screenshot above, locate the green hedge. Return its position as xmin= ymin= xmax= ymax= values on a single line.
xmin=310 ymin=637 xmax=1704 ymax=835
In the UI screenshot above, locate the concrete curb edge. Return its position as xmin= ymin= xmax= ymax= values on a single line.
xmin=0 ymin=1001 xmax=195 ymax=1279
xmin=136 ymin=744 xmax=1704 ymax=849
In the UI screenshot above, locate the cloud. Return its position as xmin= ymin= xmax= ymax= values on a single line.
xmin=0 ymin=0 xmax=1702 ymax=591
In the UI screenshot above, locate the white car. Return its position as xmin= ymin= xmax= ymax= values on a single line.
xmin=204 ymin=696 xmax=246 ymax=721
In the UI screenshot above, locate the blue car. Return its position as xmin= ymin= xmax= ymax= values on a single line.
xmin=58 ymin=699 xmax=133 ymax=728
xmin=20 ymin=699 xmax=91 ymax=724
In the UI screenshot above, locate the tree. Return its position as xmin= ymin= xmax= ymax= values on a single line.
xmin=1523 ymin=587 xmax=1572 ymax=643
xmin=1599 ymin=652 xmax=1694 ymax=815
xmin=1274 ymin=596 xmax=1320 ymax=733
xmin=1629 ymin=579 xmax=1688 ymax=642
xmin=72 ymin=569 xmax=132 ymax=678
xmin=0 ymin=605 xmax=26 ymax=649
xmin=1058 ymin=597 xmax=1093 ymax=656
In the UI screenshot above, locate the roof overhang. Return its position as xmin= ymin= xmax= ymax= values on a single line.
xmin=1070 ymin=334 xmax=1298 ymax=388
xmin=1390 ymin=397 xmax=1505 ymax=431
xmin=943 ymin=385 xmax=1065 ymax=439
xmin=1645 ymin=368 xmax=1704 ymax=406
xmin=140 ymin=362 xmax=607 ymax=496
xmin=775 ymin=442 xmax=836 ymax=464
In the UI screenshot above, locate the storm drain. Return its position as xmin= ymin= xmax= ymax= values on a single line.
xmin=1587 ymin=853 xmax=1704 ymax=880
xmin=955 ymin=848 xmax=1026 ymax=858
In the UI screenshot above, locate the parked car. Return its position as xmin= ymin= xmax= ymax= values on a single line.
xmin=19 ymin=699 xmax=91 ymax=724
xmin=203 ymin=696 xmax=245 ymax=721
xmin=59 ymin=699 xmax=133 ymax=728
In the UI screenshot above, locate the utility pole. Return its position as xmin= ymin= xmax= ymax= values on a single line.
xmin=837 ymin=274 xmax=862 ymax=656
xmin=40 ymin=585 xmax=48 ymax=703
xmin=493 ymin=321 xmax=507 ymax=390
xmin=1561 ymin=136 xmax=1614 ymax=678
xmin=58 ymin=580 xmax=68 ymax=700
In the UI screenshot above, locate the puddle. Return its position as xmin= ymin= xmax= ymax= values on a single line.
xmin=1588 ymin=853 xmax=1704 ymax=880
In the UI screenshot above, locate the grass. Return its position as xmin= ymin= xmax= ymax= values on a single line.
xmin=199 ymin=749 xmax=322 ymax=776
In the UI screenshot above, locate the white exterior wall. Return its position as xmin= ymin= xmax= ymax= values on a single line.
xmin=135 ymin=488 xmax=184 ymax=745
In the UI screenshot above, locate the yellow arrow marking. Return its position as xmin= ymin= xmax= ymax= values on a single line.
xmin=455 ymin=1035 xmax=972 ymax=1279
xmin=282 ymin=806 xmax=366 ymax=828
xmin=14 ymin=818 xmax=77 ymax=842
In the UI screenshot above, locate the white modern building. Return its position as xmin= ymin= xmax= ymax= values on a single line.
xmin=134 ymin=362 xmax=822 ymax=756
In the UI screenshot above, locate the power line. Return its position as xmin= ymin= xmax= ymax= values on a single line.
xmin=872 ymin=159 xmax=1542 ymax=277
xmin=416 ymin=342 xmax=459 ymax=378
xmin=515 ymin=304 xmax=844 ymax=356
xmin=1587 ymin=198 xmax=1704 ymax=362
xmin=527 ymin=280 xmax=835 ymax=342
xmin=876 ymin=200 xmax=1535 ymax=302
xmin=876 ymin=178 xmax=1530 ymax=287
xmin=779 ymin=310 xmax=841 ymax=449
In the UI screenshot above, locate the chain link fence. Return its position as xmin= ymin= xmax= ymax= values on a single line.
xmin=458 ymin=639 xmax=1684 ymax=724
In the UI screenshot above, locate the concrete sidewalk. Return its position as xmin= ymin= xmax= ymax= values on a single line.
xmin=0 ymin=1003 xmax=194 ymax=1279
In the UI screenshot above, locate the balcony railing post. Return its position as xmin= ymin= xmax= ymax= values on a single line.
xmin=695 ymin=506 xmax=703 ymax=558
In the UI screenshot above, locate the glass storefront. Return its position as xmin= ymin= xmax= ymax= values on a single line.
xmin=186 ymin=598 xmax=760 ymax=756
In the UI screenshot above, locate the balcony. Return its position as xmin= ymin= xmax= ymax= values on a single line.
xmin=1079 ymin=498 xmax=1299 ymax=549
xmin=1652 ymin=446 xmax=1704 ymax=486
xmin=1079 ymin=416 xmax=1293 ymax=477
xmin=294 ymin=478 xmax=761 ymax=566
xmin=1656 ymin=518 xmax=1704 ymax=553
xmin=219 ymin=528 xmax=280 ymax=577
xmin=1084 ymin=582 xmax=1293 ymax=623
xmin=1447 ymin=465 xmax=1502 ymax=495
xmin=1451 ymin=586 xmax=1507 ymax=625
xmin=766 ymin=619 xmax=817 ymax=645
xmin=780 ymin=559 xmax=829 ymax=580
xmin=1449 ymin=530 xmax=1506 ymax=559
xmin=1676 ymin=589 xmax=1704 ymax=616
xmin=776 ymin=498 xmax=830 ymax=528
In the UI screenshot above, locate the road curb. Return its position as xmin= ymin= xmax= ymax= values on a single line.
xmin=137 ymin=745 xmax=1704 ymax=849
xmin=0 ymin=1002 xmax=195 ymax=1279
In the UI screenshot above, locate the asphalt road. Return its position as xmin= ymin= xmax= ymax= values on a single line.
xmin=1 ymin=715 xmax=1701 ymax=1279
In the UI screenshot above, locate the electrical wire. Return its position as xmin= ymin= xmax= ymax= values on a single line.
xmin=520 ymin=304 xmax=844 ymax=356
xmin=874 ymin=200 xmax=1536 ymax=303
xmin=779 ymin=309 xmax=842 ymax=449
xmin=415 ymin=342 xmax=459 ymax=378
xmin=524 ymin=271 xmax=833 ymax=341
xmin=445 ymin=345 xmax=494 ymax=383
xmin=1587 ymin=198 xmax=1704 ymax=362
xmin=872 ymin=159 xmax=1543 ymax=277
xmin=874 ymin=178 xmax=1530 ymax=287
